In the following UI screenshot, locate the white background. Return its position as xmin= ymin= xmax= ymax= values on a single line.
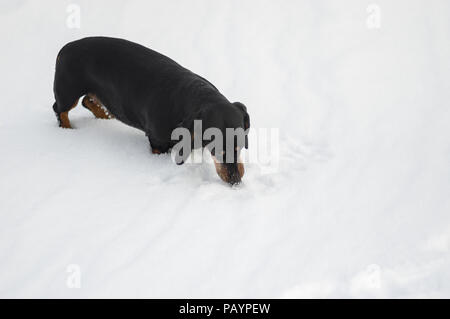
xmin=0 ymin=0 xmax=449 ymax=297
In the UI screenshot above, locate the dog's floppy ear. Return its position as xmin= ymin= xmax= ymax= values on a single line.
xmin=233 ymin=102 xmax=250 ymax=130
xmin=233 ymin=102 xmax=250 ymax=148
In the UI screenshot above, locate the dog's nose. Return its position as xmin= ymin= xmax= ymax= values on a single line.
xmin=228 ymin=172 xmax=242 ymax=185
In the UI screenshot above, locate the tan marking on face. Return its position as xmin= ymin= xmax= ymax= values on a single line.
xmin=82 ymin=94 xmax=114 ymax=119
xmin=212 ymin=155 xmax=245 ymax=183
xmin=152 ymin=148 xmax=161 ymax=154
xmin=237 ymin=162 xmax=245 ymax=178
xmin=212 ymin=157 xmax=229 ymax=183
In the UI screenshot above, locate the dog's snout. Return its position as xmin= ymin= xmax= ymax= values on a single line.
xmin=213 ymin=158 xmax=245 ymax=186
xmin=228 ymin=171 xmax=242 ymax=185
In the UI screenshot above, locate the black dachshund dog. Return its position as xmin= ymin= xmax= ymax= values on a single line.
xmin=53 ymin=37 xmax=250 ymax=185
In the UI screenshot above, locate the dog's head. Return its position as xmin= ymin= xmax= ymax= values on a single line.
xmin=175 ymin=101 xmax=250 ymax=185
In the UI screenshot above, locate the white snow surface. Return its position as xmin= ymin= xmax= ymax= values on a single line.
xmin=1 ymin=0 xmax=449 ymax=298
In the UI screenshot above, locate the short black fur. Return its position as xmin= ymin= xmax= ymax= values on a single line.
xmin=53 ymin=37 xmax=250 ymax=184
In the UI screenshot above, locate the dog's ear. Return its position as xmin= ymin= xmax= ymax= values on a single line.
xmin=233 ymin=102 xmax=250 ymax=130
xmin=233 ymin=102 xmax=250 ymax=148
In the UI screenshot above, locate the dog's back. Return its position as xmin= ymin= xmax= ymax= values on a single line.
xmin=54 ymin=37 xmax=220 ymax=131
xmin=54 ymin=37 xmax=211 ymax=130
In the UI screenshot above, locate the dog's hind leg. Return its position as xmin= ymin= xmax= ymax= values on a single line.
xmin=147 ymin=135 xmax=169 ymax=154
xmin=82 ymin=94 xmax=114 ymax=119
xmin=53 ymin=76 xmax=84 ymax=129
xmin=53 ymin=99 xmax=79 ymax=129
xmin=53 ymin=55 xmax=86 ymax=128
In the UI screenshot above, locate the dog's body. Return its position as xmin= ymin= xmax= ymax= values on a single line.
xmin=53 ymin=37 xmax=249 ymax=184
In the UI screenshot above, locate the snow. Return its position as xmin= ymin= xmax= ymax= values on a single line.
xmin=1 ymin=0 xmax=449 ymax=298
